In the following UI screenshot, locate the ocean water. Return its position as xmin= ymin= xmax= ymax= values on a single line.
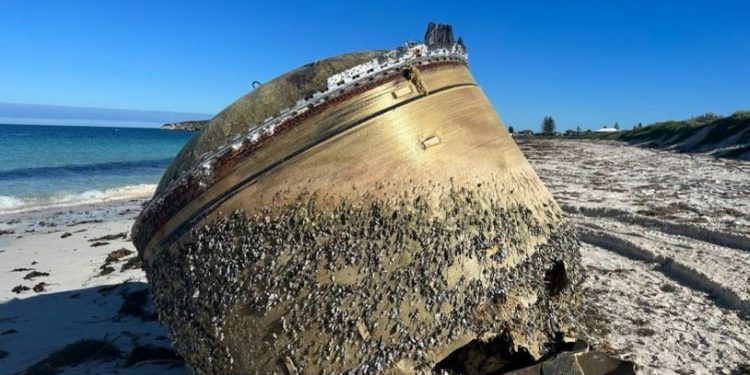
xmin=0 ymin=124 xmax=193 ymax=213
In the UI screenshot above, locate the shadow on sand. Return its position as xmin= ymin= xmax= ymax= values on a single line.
xmin=0 ymin=281 xmax=186 ymax=374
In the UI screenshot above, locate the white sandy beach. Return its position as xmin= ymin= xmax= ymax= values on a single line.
xmin=1 ymin=139 xmax=749 ymax=374
xmin=520 ymin=138 xmax=750 ymax=375
xmin=0 ymin=195 xmax=188 ymax=374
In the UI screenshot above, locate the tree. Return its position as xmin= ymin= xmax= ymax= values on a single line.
xmin=541 ymin=116 xmax=555 ymax=134
xmin=508 ymin=126 xmax=515 ymax=134
xmin=576 ymin=126 xmax=581 ymax=133
xmin=637 ymin=122 xmax=643 ymax=128
xmin=614 ymin=122 xmax=620 ymax=130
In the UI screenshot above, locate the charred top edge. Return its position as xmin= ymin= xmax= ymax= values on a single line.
xmin=155 ymin=23 xmax=467 ymax=198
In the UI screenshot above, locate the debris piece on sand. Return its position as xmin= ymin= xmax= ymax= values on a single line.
xmin=89 ymin=232 xmax=127 ymax=242
xmin=11 ymin=285 xmax=29 ymax=294
xmin=99 ymin=265 xmax=115 ymax=276
xmin=105 ymin=248 xmax=134 ymax=263
xmin=120 ymin=256 xmax=143 ymax=272
xmin=67 ymin=219 xmax=102 ymax=226
xmin=32 ymin=282 xmax=49 ymax=293
xmin=23 ymin=271 xmax=49 ymax=280
xmin=98 ymin=248 xmax=137 ymax=275
xmin=131 ymin=22 xmax=601 ymax=374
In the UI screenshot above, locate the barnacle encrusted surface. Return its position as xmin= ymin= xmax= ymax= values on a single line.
xmin=147 ymin=181 xmax=582 ymax=374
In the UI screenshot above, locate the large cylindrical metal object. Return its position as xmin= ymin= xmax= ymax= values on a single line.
xmin=133 ymin=26 xmax=582 ymax=375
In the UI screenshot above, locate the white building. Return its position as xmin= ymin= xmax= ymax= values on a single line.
xmin=594 ymin=127 xmax=619 ymax=133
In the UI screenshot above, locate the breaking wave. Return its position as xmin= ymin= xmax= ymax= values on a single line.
xmin=0 ymin=184 xmax=156 ymax=214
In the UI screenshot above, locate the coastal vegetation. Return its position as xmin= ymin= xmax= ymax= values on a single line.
xmin=584 ymin=111 xmax=750 ymax=159
xmin=517 ymin=111 xmax=750 ymax=160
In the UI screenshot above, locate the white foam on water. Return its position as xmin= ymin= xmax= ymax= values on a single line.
xmin=0 ymin=184 xmax=156 ymax=214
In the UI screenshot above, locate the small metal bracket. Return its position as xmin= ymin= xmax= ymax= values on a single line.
xmin=421 ymin=135 xmax=441 ymax=149
xmin=392 ymin=85 xmax=414 ymax=99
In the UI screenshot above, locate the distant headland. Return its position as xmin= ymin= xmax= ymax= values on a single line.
xmin=160 ymin=119 xmax=209 ymax=131
xmin=0 ymin=102 xmax=212 ymax=128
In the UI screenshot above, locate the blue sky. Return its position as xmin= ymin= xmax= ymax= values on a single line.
xmin=0 ymin=1 xmax=748 ymax=130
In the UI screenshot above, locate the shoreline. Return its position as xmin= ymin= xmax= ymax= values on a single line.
xmin=0 ymin=184 xmax=156 ymax=218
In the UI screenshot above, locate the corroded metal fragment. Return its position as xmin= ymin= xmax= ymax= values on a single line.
xmin=133 ymin=23 xmax=585 ymax=374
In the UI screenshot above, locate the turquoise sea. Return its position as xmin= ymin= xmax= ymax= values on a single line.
xmin=0 ymin=124 xmax=193 ymax=213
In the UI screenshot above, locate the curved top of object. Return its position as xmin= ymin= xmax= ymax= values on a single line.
xmin=156 ymin=50 xmax=385 ymax=195
xmin=135 ymin=23 xmax=468 ymax=252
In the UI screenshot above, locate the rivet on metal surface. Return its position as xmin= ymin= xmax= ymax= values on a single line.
xmin=357 ymin=320 xmax=370 ymax=340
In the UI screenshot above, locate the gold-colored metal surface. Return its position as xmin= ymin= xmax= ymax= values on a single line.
xmin=143 ymin=64 xmax=512 ymax=260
